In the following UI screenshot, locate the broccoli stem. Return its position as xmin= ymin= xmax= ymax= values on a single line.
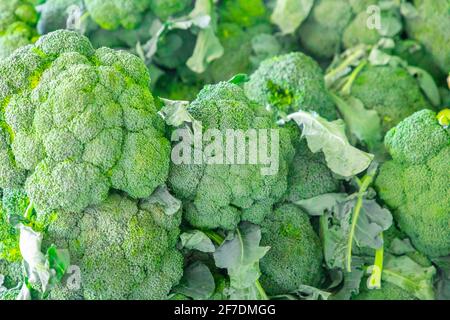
xmin=346 ymin=172 xmax=375 ymax=272
xmin=341 ymin=60 xmax=367 ymax=95
xmin=367 ymin=235 xmax=384 ymax=289
xmin=325 ymin=46 xmax=367 ymax=88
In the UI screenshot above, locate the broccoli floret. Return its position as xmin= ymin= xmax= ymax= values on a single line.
xmin=298 ymin=0 xmax=353 ymax=59
xmin=353 ymin=281 xmax=416 ymax=300
xmin=84 ymin=0 xmax=150 ymax=30
xmin=405 ymin=0 xmax=450 ymax=74
xmin=245 ymin=52 xmax=337 ymax=120
xmin=350 ymin=64 xmax=432 ymax=134
xmin=168 ymin=82 xmax=295 ymax=230
xmin=259 ymin=204 xmax=324 ymax=295
xmin=219 ymin=0 xmax=268 ymax=28
xmin=0 ymin=30 xmax=171 ymax=215
xmin=375 ymin=109 xmax=450 ymax=257
xmin=0 ymin=0 xmax=38 ymax=58
xmin=44 ymin=193 xmax=183 ymax=300
xmin=149 ymin=0 xmax=191 ymax=20
xmin=285 ymin=134 xmax=340 ymax=203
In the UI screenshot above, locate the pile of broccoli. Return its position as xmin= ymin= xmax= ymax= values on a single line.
xmin=0 ymin=0 xmax=448 ymax=302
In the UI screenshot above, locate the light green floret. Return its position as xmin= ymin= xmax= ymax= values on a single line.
xmin=350 ymin=64 xmax=432 ymax=133
xmin=149 ymin=0 xmax=192 ymax=20
xmin=44 ymin=193 xmax=184 ymax=300
xmin=168 ymin=82 xmax=295 ymax=230
xmin=219 ymin=0 xmax=268 ymax=28
xmin=259 ymin=204 xmax=324 ymax=296
xmin=245 ymin=52 xmax=337 ymax=120
xmin=353 ymin=282 xmax=416 ymax=300
xmin=0 ymin=30 xmax=171 ymax=214
xmin=406 ymin=0 xmax=450 ymax=74
xmin=375 ymin=110 xmax=450 ymax=258
xmin=0 ymin=0 xmax=38 ymax=59
xmin=84 ymin=0 xmax=150 ymax=30
xmin=299 ymin=0 xmax=353 ymax=59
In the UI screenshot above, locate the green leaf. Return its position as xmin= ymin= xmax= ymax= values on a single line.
xmin=180 ymin=230 xmax=216 ymax=253
xmin=388 ymin=238 xmax=416 ymax=255
xmin=331 ymin=94 xmax=382 ymax=151
xmin=46 ymin=245 xmax=70 ymax=282
xmin=407 ymin=66 xmax=441 ymax=107
xmin=213 ymin=222 xmax=270 ymax=300
xmin=294 ymin=193 xmax=348 ymax=216
xmin=432 ymin=256 xmax=450 ymax=300
xmin=228 ymin=73 xmax=250 ymax=85
xmin=330 ymin=267 xmax=365 ymax=300
xmin=158 ymin=99 xmax=192 ymax=127
xmin=355 ymin=200 xmax=392 ymax=249
xmin=271 ymin=0 xmax=314 ymax=34
xmin=174 ymin=261 xmax=216 ymax=300
xmin=145 ymin=185 xmax=182 ymax=216
xmin=382 ymin=254 xmax=436 ymax=300
xmin=287 ymin=111 xmax=374 ymax=177
xmin=186 ymin=26 xmax=224 ymax=73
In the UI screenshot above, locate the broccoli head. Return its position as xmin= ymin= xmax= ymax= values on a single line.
xmin=406 ymin=0 xmax=450 ymax=75
xmin=0 ymin=30 xmax=171 ymax=214
xmin=349 ymin=64 xmax=432 ymax=133
xmin=168 ymin=82 xmax=295 ymax=230
xmin=353 ymin=281 xmax=416 ymax=300
xmin=219 ymin=0 xmax=268 ymax=28
xmin=84 ymin=0 xmax=150 ymax=30
xmin=245 ymin=52 xmax=337 ymax=120
xmin=44 ymin=193 xmax=183 ymax=300
xmin=149 ymin=0 xmax=191 ymax=20
xmin=298 ymin=0 xmax=353 ymax=59
xmin=0 ymin=0 xmax=38 ymax=58
xmin=259 ymin=204 xmax=324 ymax=295
xmin=375 ymin=109 xmax=450 ymax=258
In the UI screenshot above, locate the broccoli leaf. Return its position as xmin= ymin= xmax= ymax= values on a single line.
xmin=146 ymin=185 xmax=182 ymax=216
xmin=186 ymin=26 xmax=224 ymax=73
xmin=180 ymin=230 xmax=216 ymax=253
xmin=287 ymin=110 xmax=374 ymax=177
xmin=329 ymin=267 xmax=365 ymax=300
xmin=46 ymin=245 xmax=70 ymax=283
xmin=331 ymin=94 xmax=382 ymax=151
xmin=213 ymin=222 xmax=270 ymax=300
xmin=273 ymin=285 xmax=331 ymax=300
xmin=355 ymin=200 xmax=392 ymax=249
xmin=432 ymin=257 xmax=450 ymax=300
xmin=159 ymin=99 xmax=192 ymax=127
xmin=295 ymin=193 xmax=348 ymax=216
xmin=382 ymin=255 xmax=436 ymax=300
xmin=271 ymin=0 xmax=314 ymax=34
xmin=406 ymin=66 xmax=441 ymax=107
xmin=173 ymin=261 xmax=216 ymax=300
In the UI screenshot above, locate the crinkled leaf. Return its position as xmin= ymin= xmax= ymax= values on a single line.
xmin=294 ymin=193 xmax=348 ymax=216
xmin=383 ymin=255 xmax=436 ymax=300
xmin=271 ymin=0 xmax=314 ymax=34
xmin=407 ymin=66 xmax=441 ymax=107
xmin=355 ymin=200 xmax=393 ymax=249
xmin=180 ymin=230 xmax=215 ymax=253
xmin=146 ymin=185 xmax=182 ymax=216
xmin=330 ymin=267 xmax=365 ymax=300
xmin=174 ymin=261 xmax=215 ymax=300
xmin=287 ymin=111 xmax=374 ymax=177
xmin=331 ymin=94 xmax=382 ymax=151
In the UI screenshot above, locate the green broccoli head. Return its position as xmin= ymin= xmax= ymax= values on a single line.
xmin=350 ymin=64 xmax=432 ymax=134
xmin=285 ymin=130 xmax=340 ymax=202
xmin=219 ymin=0 xmax=268 ymax=28
xmin=149 ymin=0 xmax=191 ymax=20
xmin=0 ymin=196 xmax=21 ymax=263
xmin=0 ymin=0 xmax=38 ymax=59
xmin=84 ymin=0 xmax=150 ymax=30
xmin=0 ymin=259 xmax=22 ymax=296
xmin=259 ymin=204 xmax=324 ymax=295
xmin=0 ymin=30 xmax=171 ymax=214
xmin=353 ymin=281 xmax=416 ymax=300
xmin=245 ymin=52 xmax=337 ymax=120
xmin=44 ymin=193 xmax=183 ymax=300
xmin=298 ymin=0 xmax=353 ymax=59
xmin=375 ymin=109 xmax=450 ymax=258
xmin=406 ymin=0 xmax=450 ymax=74
xmin=168 ymin=82 xmax=295 ymax=230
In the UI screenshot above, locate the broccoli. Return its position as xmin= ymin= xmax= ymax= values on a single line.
xmin=153 ymin=75 xmax=202 ymax=102
xmin=36 ymin=0 xmax=84 ymax=35
xmin=0 ymin=0 xmax=38 ymax=58
xmin=284 ymin=131 xmax=340 ymax=203
xmin=341 ymin=9 xmax=383 ymax=50
xmin=349 ymin=64 xmax=432 ymax=134
xmin=259 ymin=204 xmax=324 ymax=296
xmin=43 ymin=193 xmax=184 ymax=300
xmin=168 ymin=82 xmax=295 ymax=230
xmin=149 ymin=0 xmax=191 ymax=20
xmin=245 ymin=52 xmax=337 ymax=120
xmin=298 ymin=0 xmax=354 ymax=59
xmin=83 ymin=0 xmax=150 ymax=30
xmin=219 ymin=0 xmax=268 ymax=28
xmin=0 ymin=30 xmax=171 ymax=214
xmin=405 ymin=0 xmax=450 ymax=75
xmin=375 ymin=109 xmax=450 ymax=258
xmin=353 ymin=281 xmax=416 ymax=300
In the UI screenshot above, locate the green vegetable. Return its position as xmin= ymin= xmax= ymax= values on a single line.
xmin=375 ymin=109 xmax=450 ymax=258
xmin=0 ymin=30 xmax=171 ymax=214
